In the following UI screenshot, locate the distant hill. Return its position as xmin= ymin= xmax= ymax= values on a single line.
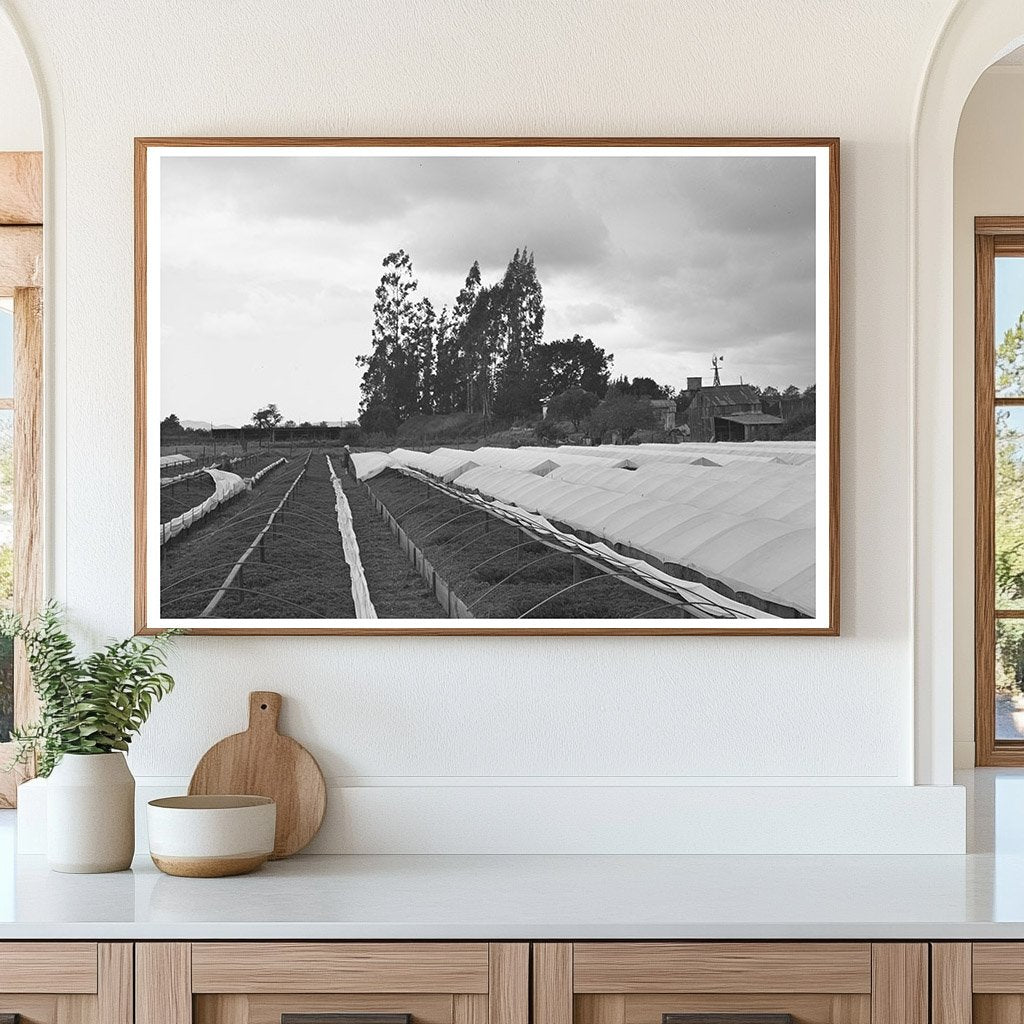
xmin=178 ymin=419 xmax=353 ymax=431
xmin=179 ymin=419 xmax=235 ymax=430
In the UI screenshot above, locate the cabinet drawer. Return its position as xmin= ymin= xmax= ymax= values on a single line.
xmin=139 ymin=943 xmax=528 ymax=1024
xmin=191 ymin=943 xmax=490 ymax=993
xmin=0 ymin=942 xmax=98 ymax=994
xmin=0 ymin=943 xmax=130 ymax=1024
xmin=534 ymin=944 xmax=926 ymax=1024
xmin=572 ymin=944 xmax=872 ymax=994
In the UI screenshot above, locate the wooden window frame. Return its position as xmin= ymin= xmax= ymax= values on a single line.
xmin=0 ymin=151 xmax=43 ymax=806
xmin=975 ymin=217 xmax=1024 ymax=765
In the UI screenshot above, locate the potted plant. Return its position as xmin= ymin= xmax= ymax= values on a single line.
xmin=2 ymin=604 xmax=178 ymax=873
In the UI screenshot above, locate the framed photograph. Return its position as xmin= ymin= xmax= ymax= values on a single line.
xmin=135 ymin=137 xmax=838 ymax=636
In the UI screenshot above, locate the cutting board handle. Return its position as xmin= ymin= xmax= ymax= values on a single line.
xmin=248 ymin=691 xmax=282 ymax=734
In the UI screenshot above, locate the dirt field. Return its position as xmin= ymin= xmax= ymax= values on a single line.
xmin=365 ymin=470 xmax=688 ymax=619
xmin=160 ymin=451 xmax=354 ymax=619
xmin=159 ymin=449 xmax=289 ymax=528
xmin=337 ymin=468 xmax=443 ymax=618
xmin=159 ymin=451 xmax=693 ymax=621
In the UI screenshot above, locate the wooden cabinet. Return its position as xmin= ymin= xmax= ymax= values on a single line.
xmin=533 ymin=944 xmax=929 ymax=1024
xmin=931 ymin=943 xmax=1024 ymax=1024
xmin=136 ymin=944 xmax=528 ymax=1024
xmin=0 ymin=942 xmax=132 ymax=1024
xmin=0 ymin=937 xmax=962 ymax=1024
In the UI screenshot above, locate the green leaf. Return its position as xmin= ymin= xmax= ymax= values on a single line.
xmin=2 ymin=603 xmax=179 ymax=776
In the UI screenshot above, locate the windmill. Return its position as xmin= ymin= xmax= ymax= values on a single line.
xmin=711 ymin=354 xmax=724 ymax=387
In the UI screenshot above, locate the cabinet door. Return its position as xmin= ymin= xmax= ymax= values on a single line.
xmin=137 ymin=943 xmax=528 ymax=1024
xmin=534 ymin=944 xmax=928 ymax=1024
xmin=0 ymin=943 xmax=131 ymax=1024
xmin=938 ymin=943 xmax=1024 ymax=1024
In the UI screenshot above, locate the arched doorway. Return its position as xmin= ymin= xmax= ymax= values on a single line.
xmin=914 ymin=2 xmax=1024 ymax=784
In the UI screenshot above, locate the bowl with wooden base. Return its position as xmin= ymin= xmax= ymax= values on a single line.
xmin=147 ymin=795 xmax=276 ymax=877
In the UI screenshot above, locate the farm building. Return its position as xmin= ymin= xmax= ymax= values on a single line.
xmin=686 ymin=383 xmax=780 ymax=442
xmin=649 ymin=398 xmax=677 ymax=431
xmin=711 ymin=410 xmax=786 ymax=442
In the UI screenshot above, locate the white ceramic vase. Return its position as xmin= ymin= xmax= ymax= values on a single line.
xmin=46 ymin=752 xmax=135 ymax=873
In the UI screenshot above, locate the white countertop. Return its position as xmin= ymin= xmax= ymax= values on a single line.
xmin=0 ymin=769 xmax=1020 ymax=941
xmin=0 ymin=849 xmax=1020 ymax=940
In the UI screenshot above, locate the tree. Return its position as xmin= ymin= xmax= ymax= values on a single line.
xmin=451 ymin=261 xmax=484 ymax=413
xmin=534 ymin=418 xmax=564 ymax=443
xmin=410 ymin=296 xmax=436 ymax=415
xmin=431 ymin=306 xmax=460 ymax=414
xmin=357 ymin=250 xmax=420 ymax=421
xmin=608 ymin=375 xmax=670 ymax=399
xmin=995 ymin=313 xmax=1024 ymax=623
xmin=359 ymin=404 xmax=398 ymax=436
xmin=628 ymin=376 xmax=666 ymax=399
xmin=459 ymin=284 xmax=501 ymax=418
xmin=252 ymin=404 xmax=283 ymax=430
xmin=782 ymin=384 xmax=801 ymax=398
xmin=160 ymin=413 xmax=182 ymax=436
xmin=998 ymin=619 xmax=1024 ymax=693
xmin=759 ymin=385 xmax=782 ymax=415
xmin=997 ymin=316 xmax=1024 ymax=691
xmin=999 ymin=311 xmax=1024 ymax=395
xmin=492 ymin=248 xmax=545 ymax=418
xmin=547 ymin=387 xmax=599 ymax=430
xmin=532 ymin=334 xmax=611 ymax=398
xmin=587 ymin=386 xmax=661 ymax=444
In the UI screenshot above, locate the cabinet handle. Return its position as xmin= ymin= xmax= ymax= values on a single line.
xmin=664 ymin=1016 xmax=794 ymax=1024
xmin=283 ymin=1015 xmax=411 ymax=1024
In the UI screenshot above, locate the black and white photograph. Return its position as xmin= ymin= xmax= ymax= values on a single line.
xmin=137 ymin=139 xmax=838 ymax=634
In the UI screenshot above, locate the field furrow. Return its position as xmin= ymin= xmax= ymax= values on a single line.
xmin=160 ymin=451 xmax=355 ymax=620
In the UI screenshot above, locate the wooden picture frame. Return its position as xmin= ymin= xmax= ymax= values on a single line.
xmin=135 ymin=137 xmax=839 ymax=636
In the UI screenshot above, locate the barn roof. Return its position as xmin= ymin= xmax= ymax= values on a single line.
xmin=693 ymin=384 xmax=761 ymax=406
xmin=716 ymin=412 xmax=786 ymax=425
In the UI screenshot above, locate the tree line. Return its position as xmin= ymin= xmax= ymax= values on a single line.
xmin=357 ymin=249 xmax=612 ymax=432
xmin=356 ymin=248 xmax=817 ymax=437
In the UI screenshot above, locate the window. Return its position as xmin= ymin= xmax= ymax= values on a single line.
xmin=975 ymin=219 xmax=1024 ymax=764
xmin=0 ymin=149 xmax=44 ymax=805
xmin=0 ymin=304 xmax=13 ymax=745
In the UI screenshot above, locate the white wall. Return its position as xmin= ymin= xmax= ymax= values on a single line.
xmin=0 ymin=0 xmax=972 ymax=852
xmin=0 ymin=12 xmax=39 ymax=151
xmin=952 ymin=66 xmax=1024 ymax=768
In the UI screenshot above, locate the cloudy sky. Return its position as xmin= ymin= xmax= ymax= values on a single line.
xmin=159 ymin=149 xmax=817 ymax=426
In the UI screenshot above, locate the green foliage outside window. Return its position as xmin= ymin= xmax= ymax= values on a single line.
xmin=995 ymin=311 xmax=1024 ymax=693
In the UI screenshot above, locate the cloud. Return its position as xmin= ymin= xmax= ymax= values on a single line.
xmin=158 ymin=150 xmax=819 ymax=421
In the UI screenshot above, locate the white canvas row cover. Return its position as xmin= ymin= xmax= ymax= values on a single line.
xmin=452 ymin=465 xmax=814 ymax=614
xmin=160 ymin=452 xmax=193 ymax=467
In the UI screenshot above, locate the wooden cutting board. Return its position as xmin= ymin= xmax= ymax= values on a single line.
xmin=188 ymin=691 xmax=326 ymax=859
